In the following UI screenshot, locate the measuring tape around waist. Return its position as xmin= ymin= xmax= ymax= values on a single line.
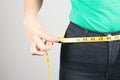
xmin=58 ymin=34 xmax=120 ymax=43
xmin=45 ymin=34 xmax=120 ymax=80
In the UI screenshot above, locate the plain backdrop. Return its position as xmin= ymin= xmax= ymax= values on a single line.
xmin=0 ymin=0 xmax=71 ymax=80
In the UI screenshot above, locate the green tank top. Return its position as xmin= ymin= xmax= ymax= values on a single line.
xmin=69 ymin=0 xmax=120 ymax=33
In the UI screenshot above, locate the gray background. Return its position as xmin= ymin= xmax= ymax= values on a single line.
xmin=0 ymin=0 xmax=70 ymax=80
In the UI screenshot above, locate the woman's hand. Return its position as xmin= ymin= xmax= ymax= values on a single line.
xmin=23 ymin=17 xmax=59 ymax=56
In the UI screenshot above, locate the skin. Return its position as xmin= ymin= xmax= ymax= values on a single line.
xmin=23 ymin=0 xmax=59 ymax=56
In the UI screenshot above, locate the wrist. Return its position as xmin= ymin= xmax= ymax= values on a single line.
xmin=24 ymin=13 xmax=38 ymax=20
xmin=23 ymin=15 xmax=37 ymax=24
xmin=24 ymin=16 xmax=36 ymax=21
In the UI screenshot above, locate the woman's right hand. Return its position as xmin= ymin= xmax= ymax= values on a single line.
xmin=23 ymin=17 xmax=59 ymax=56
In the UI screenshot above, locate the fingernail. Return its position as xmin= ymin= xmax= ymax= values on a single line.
xmin=32 ymin=54 xmax=44 ymax=56
xmin=32 ymin=53 xmax=37 ymax=56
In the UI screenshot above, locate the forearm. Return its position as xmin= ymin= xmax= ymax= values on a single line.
xmin=24 ymin=0 xmax=43 ymax=19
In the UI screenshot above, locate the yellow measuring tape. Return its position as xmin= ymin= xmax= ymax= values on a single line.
xmin=45 ymin=52 xmax=51 ymax=80
xmin=45 ymin=34 xmax=120 ymax=80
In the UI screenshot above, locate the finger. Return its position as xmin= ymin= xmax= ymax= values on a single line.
xmin=30 ymin=42 xmax=45 ymax=56
xmin=32 ymin=52 xmax=45 ymax=56
xmin=34 ymin=24 xmax=57 ymax=42
xmin=33 ymin=36 xmax=46 ymax=51
xmin=42 ymin=33 xmax=59 ymax=42
xmin=37 ymin=31 xmax=59 ymax=42
xmin=45 ymin=41 xmax=53 ymax=51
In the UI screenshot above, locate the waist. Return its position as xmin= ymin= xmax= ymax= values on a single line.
xmin=69 ymin=22 xmax=120 ymax=36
